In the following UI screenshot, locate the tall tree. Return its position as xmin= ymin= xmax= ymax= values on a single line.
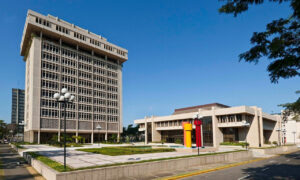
xmin=219 ymin=0 xmax=300 ymax=83
xmin=0 ymin=120 xmax=8 ymax=139
xmin=280 ymin=90 xmax=300 ymax=119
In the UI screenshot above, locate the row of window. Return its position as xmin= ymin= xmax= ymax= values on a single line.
xmin=56 ymin=25 xmax=70 ymax=35
xmin=79 ymin=104 xmax=92 ymax=112
xmin=42 ymin=41 xmax=119 ymax=72
xmin=62 ymin=57 xmax=76 ymax=68
xmin=41 ymin=70 xmax=63 ymax=82
xmin=42 ymin=52 xmax=60 ymax=63
xmin=74 ymin=32 xmax=86 ymax=41
xmin=42 ymin=80 xmax=58 ymax=90
xmin=42 ymin=62 xmax=59 ymax=72
xmin=61 ymin=75 xmax=76 ymax=84
xmin=36 ymin=17 xmax=126 ymax=58
xmin=36 ymin=17 xmax=51 ymax=27
xmin=43 ymin=42 xmax=59 ymax=54
xmin=217 ymin=114 xmax=243 ymax=123
xmin=107 ymin=108 xmax=118 ymax=115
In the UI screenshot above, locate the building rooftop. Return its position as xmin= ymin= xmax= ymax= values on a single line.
xmin=173 ymin=103 xmax=229 ymax=115
xmin=20 ymin=10 xmax=128 ymax=62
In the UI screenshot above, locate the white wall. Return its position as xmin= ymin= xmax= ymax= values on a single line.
xmin=285 ymin=120 xmax=300 ymax=144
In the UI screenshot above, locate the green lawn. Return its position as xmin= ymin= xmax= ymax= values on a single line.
xmin=77 ymin=146 xmax=175 ymax=156
xmin=27 ymin=152 xmax=73 ymax=172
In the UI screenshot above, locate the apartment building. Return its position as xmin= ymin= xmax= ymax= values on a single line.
xmin=21 ymin=10 xmax=128 ymax=143
xmin=134 ymin=103 xmax=281 ymax=147
xmin=11 ymin=88 xmax=25 ymax=132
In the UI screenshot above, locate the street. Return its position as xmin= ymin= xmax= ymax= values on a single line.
xmin=0 ymin=144 xmax=34 ymax=180
xmin=183 ymin=150 xmax=300 ymax=180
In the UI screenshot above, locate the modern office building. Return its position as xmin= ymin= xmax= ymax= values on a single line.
xmin=21 ymin=10 xmax=128 ymax=143
xmin=134 ymin=103 xmax=281 ymax=147
xmin=11 ymin=88 xmax=25 ymax=127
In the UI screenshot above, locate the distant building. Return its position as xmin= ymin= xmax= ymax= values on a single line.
xmin=282 ymin=112 xmax=300 ymax=144
xmin=134 ymin=103 xmax=281 ymax=147
xmin=21 ymin=10 xmax=128 ymax=143
xmin=11 ymin=88 xmax=25 ymax=125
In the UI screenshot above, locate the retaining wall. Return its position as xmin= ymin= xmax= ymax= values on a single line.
xmin=24 ymin=151 xmax=252 ymax=180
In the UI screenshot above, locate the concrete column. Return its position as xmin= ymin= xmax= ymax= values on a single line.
xmin=258 ymin=108 xmax=264 ymax=147
xmin=58 ymin=132 xmax=60 ymax=142
xmin=91 ymin=133 xmax=94 ymax=144
xmin=105 ymin=133 xmax=108 ymax=141
xmin=117 ymin=132 xmax=120 ymax=142
xmin=151 ymin=116 xmax=161 ymax=142
xmin=75 ymin=45 xmax=79 ymax=144
xmin=212 ymin=107 xmax=222 ymax=148
xmin=269 ymin=115 xmax=281 ymax=143
xmin=247 ymin=107 xmax=260 ymax=147
xmin=38 ymin=130 xmax=40 ymax=144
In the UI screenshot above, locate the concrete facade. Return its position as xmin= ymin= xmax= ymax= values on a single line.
xmin=21 ymin=10 xmax=127 ymax=143
xmin=134 ymin=103 xmax=281 ymax=148
xmin=282 ymin=113 xmax=300 ymax=144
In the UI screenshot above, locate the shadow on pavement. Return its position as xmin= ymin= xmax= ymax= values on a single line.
xmin=242 ymin=163 xmax=300 ymax=179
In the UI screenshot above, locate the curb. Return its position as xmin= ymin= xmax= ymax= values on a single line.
xmin=25 ymin=165 xmax=46 ymax=180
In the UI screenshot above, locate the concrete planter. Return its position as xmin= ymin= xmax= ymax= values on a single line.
xmin=24 ymin=151 xmax=252 ymax=180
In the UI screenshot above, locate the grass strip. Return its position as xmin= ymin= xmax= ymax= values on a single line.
xmin=77 ymin=146 xmax=175 ymax=156
xmin=28 ymin=150 xmax=245 ymax=172
xmin=27 ymin=152 xmax=73 ymax=172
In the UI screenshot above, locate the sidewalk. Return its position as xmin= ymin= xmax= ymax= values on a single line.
xmin=0 ymin=144 xmax=44 ymax=180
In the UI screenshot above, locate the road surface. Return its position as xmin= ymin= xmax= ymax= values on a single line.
xmin=0 ymin=144 xmax=34 ymax=180
xmin=183 ymin=150 xmax=300 ymax=180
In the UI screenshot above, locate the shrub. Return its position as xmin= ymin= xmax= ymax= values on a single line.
xmin=175 ymin=138 xmax=182 ymax=144
xmin=265 ymin=141 xmax=271 ymax=144
xmin=220 ymin=142 xmax=249 ymax=147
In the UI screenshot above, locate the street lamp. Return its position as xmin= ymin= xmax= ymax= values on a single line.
xmin=241 ymin=120 xmax=250 ymax=150
xmin=53 ymin=88 xmax=75 ymax=171
xmin=292 ymin=131 xmax=296 ymax=145
xmin=96 ymin=124 xmax=102 ymax=147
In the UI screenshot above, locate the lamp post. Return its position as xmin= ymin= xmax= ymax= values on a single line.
xmin=292 ymin=131 xmax=296 ymax=144
xmin=53 ymin=88 xmax=75 ymax=171
xmin=241 ymin=120 xmax=250 ymax=150
xmin=96 ymin=124 xmax=102 ymax=147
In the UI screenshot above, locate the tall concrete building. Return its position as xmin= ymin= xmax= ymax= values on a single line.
xmin=11 ymin=88 xmax=25 ymax=125
xmin=21 ymin=10 xmax=128 ymax=143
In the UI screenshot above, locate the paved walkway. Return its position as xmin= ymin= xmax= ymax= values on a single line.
xmin=21 ymin=144 xmax=244 ymax=169
xmin=0 ymin=144 xmax=35 ymax=180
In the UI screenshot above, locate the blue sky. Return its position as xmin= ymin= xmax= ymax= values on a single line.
xmin=0 ymin=1 xmax=299 ymax=125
